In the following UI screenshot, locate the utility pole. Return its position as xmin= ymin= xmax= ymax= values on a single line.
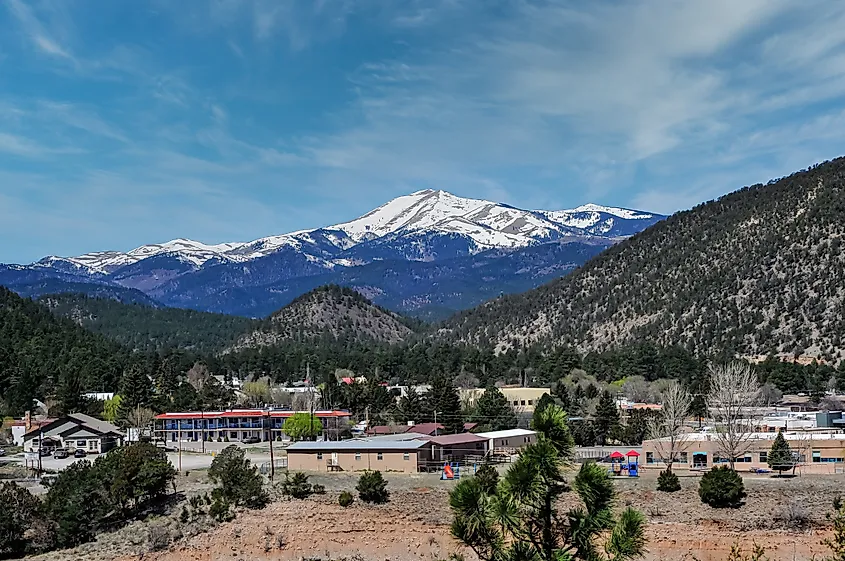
xmin=307 ymin=362 xmax=315 ymax=441
xmin=178 ymin=422 xmax=182 ymax=473
xmin=267 ymin=411 xmax=275 ymax=480
xmin=201 ymin=409 xmax=205 ymax=454
xmin=434 ymin=410 xmax=438 ymax=437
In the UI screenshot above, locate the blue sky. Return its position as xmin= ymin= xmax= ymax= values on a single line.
xmin=3 ymin=0 xmax=845 ymax=263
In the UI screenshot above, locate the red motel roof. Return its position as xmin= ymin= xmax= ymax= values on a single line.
xmin=154 ymin=410 xmax=350 ymax=420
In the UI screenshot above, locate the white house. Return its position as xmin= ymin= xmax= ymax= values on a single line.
xmin=475 ymin=428 xmax=537 ymax=454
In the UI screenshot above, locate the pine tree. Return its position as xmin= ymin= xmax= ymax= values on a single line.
xmin=118 ymin=365 xmax=152 ymax=421
xmin=57 ymin=369 xmax=87 ymax=414
xmin=427 ymin=374 xmax=464 ymax=433
xmin=767 ymin=431 xmax=795 ymax=476
xmin=593 ymin=390 xmax=620 ymax=445
xmin=396 ymin=386 xmax=424 ymax=424
xmin=470 ymin=386 xmax=518 ymax=432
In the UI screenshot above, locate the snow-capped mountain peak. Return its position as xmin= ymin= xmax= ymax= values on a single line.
xmin=31 ymin=190 xmax=663 ymax=275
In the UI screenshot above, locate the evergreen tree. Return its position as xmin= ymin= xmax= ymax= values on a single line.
xmin=767 ymin=431 xmax=795 ymax=476
xmin=470 ymin=386 xmax=518 ymax=431
xmin=57 ymin=370 xmax=87 ymax=414
xmin=396 ymin=386 xmax=424 ymax=424
xmin=364 ymin=378 xmax=394 ymax=423
xmin=118 ymin=365 xmax=152 ymax=421
xmin=593 ymin=390 xmax=620 ymax=445
xmin=427 ymin=373 xmax=464 ymax=433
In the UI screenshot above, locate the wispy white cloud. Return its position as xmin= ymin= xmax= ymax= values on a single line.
xmin=4 ymin=0 xmax=76 ymax=61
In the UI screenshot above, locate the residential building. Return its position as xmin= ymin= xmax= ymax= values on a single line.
xmin=476 ymin=428 xmax=537 ymax=454
xmin=153 ymin=409 xmax=351 ymax=442
xmin=459 ymin=387 xmax=550 ymax=414
xmin=642 ymin=431 xmax=845 ymax=474
xmin=23 ymin=413 xmax=123 ymax=454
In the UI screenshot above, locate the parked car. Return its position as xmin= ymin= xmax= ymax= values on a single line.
xmin=53 ymin=448 xmax=69 ymax=459
xmin=242 ymin=436 xmax=261 ymax=444
xmin=0 ymin=448 xmax=6 ymax=457
xmin=38 ymin=448 xmax=52 ymax=457
xmin=73 ymin=449 xmax=87 ymax=458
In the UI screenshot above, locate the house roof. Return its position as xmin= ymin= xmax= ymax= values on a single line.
xmin=405 ymin=423 xmax=443 ymax=435
xmin=287 ymin=438 xmax=430 ymax=451
xmin=24 ymin=413 xmax=122 ymax=440
xmin=429 ymin=433 xmax=486 ymax=446
xmin=475 ymin=428 xmax=536 ymax=440
xmin=366 ymin=425 xmax=411 ymax=435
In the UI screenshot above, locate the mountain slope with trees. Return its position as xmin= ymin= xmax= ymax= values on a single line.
xmin=441 ymin=158 xmax=845 ymax=362
xmin=0 ymin=287 xmax=129 ymax=416
xmin=233 ymin=285 xmax=419 ymax=349
xmin=38 ymin=293 xmax=256 ymax=353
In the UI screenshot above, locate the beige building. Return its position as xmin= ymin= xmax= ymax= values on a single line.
xmin=460 ymin=387 xmax=550 ymax=414
xmin=475 ymin=428 xmax=537 ymax=454
xmin=642 ymin=432 xmax=845 ymax=474
xmin=286 ymin=438 xmax=431 ymax=473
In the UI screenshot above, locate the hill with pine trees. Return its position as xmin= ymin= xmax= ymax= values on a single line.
xmin=439 ymin=157 xmax=845 ymax=362
xmin=38 ymin=293 xmax=257 ymax=353
xmin=0 ymin=287 xmax=129 ymax=416
xmin=232 ymin=285 xmax=420 ymax=350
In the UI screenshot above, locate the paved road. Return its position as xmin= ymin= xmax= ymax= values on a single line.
xmin=7 ymin=449 xmax=276 ymax=473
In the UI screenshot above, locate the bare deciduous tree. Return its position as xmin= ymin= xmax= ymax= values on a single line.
xmin=707 ymin=362 xmax=760 ymax=470
xmin=127 ymin=406 xmax=155 ymax=439
xmin=648 ymin=381 xmax=692 ymax=471
xmin=186 ymin=362 xmax=211 ymax=393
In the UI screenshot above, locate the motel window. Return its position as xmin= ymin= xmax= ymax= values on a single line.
xmin=646 ymin=452 xmax=654 ymax=464
xmin=404 ymin=452 xmax=410 ymax=460
xmin=355 ymin=452 xmax=361 ymax=460
xmin=317 ymin=452 xmax=323 ymax=460
xmin=813 ymin=451 xmax=822 ymax=463
xmin=679 ymin=452 xmax=688 ymax=464
xmin=513 ymin=401 xmax=518 ymax=406
xmin=528 ymin=400 xmax=533 ymax=406
xmin=377 ymin=452 xmax=383 ymax=461
xmin=759 ymin=452 xmax=768 ymax=463
xmin=521 ymin=400 xmax=526 ymax=406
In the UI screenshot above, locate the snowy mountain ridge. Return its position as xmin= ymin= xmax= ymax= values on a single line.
xmin=38 ymin=189 xmax=660 ymax=273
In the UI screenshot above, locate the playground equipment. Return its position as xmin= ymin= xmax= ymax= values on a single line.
xmin=441 ymin=462 xmax=462 ymax=480
xmin=607 ymin=450 xmax=640 ymax=477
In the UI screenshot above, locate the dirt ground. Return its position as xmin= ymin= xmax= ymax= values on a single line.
xmin=33 ymin=469 xmax=844 ymax=561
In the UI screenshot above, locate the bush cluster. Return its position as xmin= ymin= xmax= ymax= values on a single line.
xmin=356 ymin=471 xmax=389 ymax=504
xmin=339 ymin=490 xmax=354 ymax=507
xmin=698 ymin=466 xmax=746 ymax=508
xmin=657 ymin=469 xmax=681 ymax=493
xmin=0 ymin=443 xmax=176 ymax=556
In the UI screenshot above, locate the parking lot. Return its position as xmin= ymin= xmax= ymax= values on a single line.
xmin=4 ymin=443 xmax=278 ymax=473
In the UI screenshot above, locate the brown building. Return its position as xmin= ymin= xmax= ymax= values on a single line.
xmin=286 ymin=437 xmax=431 ymax=473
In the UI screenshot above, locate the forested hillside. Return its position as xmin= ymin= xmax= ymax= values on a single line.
xmin=233 ymin=285 xmax=419 ymax=349
xmin=0 ymin=287 xmax=129 ymax=416
xmin=39 ymin=293 xmax=256 ymax=353
xmin=441 ymin=158 xmax=845 ymax=361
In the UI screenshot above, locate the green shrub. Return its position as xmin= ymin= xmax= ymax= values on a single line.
xmin=699 ymin=466 xmax=746 ymax=508
xmin=657 ymin=469 xmax=681 ymax=492
xmin=0 ymin=481 xmax=41 ymax=557
xmin=208 ymin=446 xmax=269 ymax=509
xmin=280 ymin=472 xmax=313 ymax=499
xmin=339 ymin=490 xmax=354 ymax=507
xmin=208 ymin=493 xmax=235 ymax=522
xmin=356 ymin=471 xmax=389 ymax=504
xmin=474 ymin=463 xmax=499 ymax=495
xmin=312 ymin=483 xmax=326 ymax=495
